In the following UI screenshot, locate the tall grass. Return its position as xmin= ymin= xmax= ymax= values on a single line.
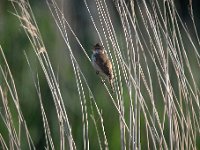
xmin=0 ymin=0 xmax=200 ymax=149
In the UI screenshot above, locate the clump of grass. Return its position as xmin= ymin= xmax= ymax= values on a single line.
xmin=0 ymin=0 xmax=200 ymax=149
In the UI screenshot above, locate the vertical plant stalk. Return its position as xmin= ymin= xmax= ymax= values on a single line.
xmin=10 ymin=0 xmax=76 ymax=149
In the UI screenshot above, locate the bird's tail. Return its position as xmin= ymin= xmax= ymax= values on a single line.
xmin=109 ymin=78 xmax=114 ymax=92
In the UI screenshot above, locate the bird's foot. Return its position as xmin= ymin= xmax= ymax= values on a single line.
xmin=101 ymin=78 xmax=105 ymax=84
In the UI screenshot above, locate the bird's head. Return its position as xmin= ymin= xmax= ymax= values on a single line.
xmin=93 ymin=43 xmax=104 ymax=53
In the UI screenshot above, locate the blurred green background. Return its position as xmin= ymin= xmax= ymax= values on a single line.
xmin=0 ymin=0 xmax=200 ymax=149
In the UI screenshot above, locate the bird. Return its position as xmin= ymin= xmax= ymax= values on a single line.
xmin=91 ymin=43 xmax=114 ymax=91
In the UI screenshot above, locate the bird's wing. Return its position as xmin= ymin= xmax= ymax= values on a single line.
xmin=95 ymin=53 xmax=113 ymax=78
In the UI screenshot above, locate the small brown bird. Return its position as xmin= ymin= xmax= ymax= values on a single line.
xmin=91 ymin=43 xmax=114 ymax=91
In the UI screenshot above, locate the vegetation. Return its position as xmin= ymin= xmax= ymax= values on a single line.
xmin=0 ymin=0 xmax=200 ymax=149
